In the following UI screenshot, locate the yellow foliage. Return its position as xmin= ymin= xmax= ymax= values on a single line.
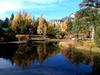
xmin=37 ymin=15 xmax=44 ymax=34
xmin=10 ymin=12 xmax=34 ymax=33
xmin=60 ymin=20 xmax=69 ymax=32
xmin=37 ymin=15 xmax=48 ymax=34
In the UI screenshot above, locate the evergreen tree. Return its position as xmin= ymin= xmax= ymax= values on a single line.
xmin=10 ymin=13 xmax=14 ymax=21
xmin=2 ymin=17 xmax=9 ymax=28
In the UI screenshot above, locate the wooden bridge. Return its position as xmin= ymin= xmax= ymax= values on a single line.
xmin=15 ymin=34 xmax=60 ymax=42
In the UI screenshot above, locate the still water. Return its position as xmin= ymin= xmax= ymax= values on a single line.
xmin=0 ymin=41 xmax=99 ymax=75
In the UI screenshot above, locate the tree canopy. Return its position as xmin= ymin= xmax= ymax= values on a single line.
xmin=10 ymin=12 xmax=34 ymax=34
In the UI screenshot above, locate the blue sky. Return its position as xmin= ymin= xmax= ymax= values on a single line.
xmin=0 ymin=0 xmax=82 ymax=20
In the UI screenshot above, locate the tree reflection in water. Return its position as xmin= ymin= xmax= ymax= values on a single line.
xmin=60 ymin=46 xmax=90 ymax=64
xmin=0 ymin=42 xmax=100 ymax=74
xmin=12 ymin=42 xmax=59 ymax=67
xmin=93 ymin=53 xmax=100 ymax=75
xmin=0 ymin=43 xmax=17 ymax=64
xmin=12 ymin=44 xmax=34 ymax=67
xmin=60 ymin=45 xmax=100 ymax=75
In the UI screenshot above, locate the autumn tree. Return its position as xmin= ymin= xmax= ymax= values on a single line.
xmin=37 ymin=15 xmax=48 ymax=35
xmin=34 ymin=18 xmax=39 ymax=34
xmin=60 ymin=20 xmax=68 ymax=32
xmin=58 ymin=20 xmax=72 ymax=38
xmin=10 ymin=12 xmax=34 ymax=34
xmin=46 ymin=23 xmax=60 ymax=38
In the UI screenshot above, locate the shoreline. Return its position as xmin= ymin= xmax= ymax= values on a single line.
xmin=59 ymin=41 xmax=100 ymax=53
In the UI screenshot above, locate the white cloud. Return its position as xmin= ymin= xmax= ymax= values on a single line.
xmin=0 ymin=0 xmax=63 ymax=19
xmin=0 ymin=0 xmax=59 ymax=14
xmin=24 ymin=0 xmax=59 ymax=4
xmin=0 ymin=1 xmax=20 ymax=14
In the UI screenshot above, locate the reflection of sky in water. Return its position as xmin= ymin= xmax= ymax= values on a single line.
xmin=34 ymin=54 xmax=92 ymax=74
xmin=0 ymin=54 xmax=92 ymax=75
xmin=0 ymin=43 xmax=92 ymax=75
xmin=0 ymin=58 xmax=14 ymax=69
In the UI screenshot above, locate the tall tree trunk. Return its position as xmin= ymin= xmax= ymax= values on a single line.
xmin=91 ymin=24 xmax=95 ymax=40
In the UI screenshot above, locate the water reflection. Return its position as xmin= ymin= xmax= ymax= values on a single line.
xmin=0 ymin=43 xmax=17 ymax=64
xmin=60 ymin=46 xmax=100 ymax=75
xmin=93 ymin=53 xmax=100 ymax=75
xmin=60 ymin=46 xmax=91 ymax=64
xmin=12 ymin=42 xmax=59 ymax=67
xmin=0 ymin=42 xmax=99 ymax=75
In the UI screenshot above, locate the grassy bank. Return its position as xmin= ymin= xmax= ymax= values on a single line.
xmin=59 ymin=40 xmax=100 ymax=53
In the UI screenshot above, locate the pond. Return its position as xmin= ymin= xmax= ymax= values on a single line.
xmin=0 ymin=41 xmax=99 ymax=75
